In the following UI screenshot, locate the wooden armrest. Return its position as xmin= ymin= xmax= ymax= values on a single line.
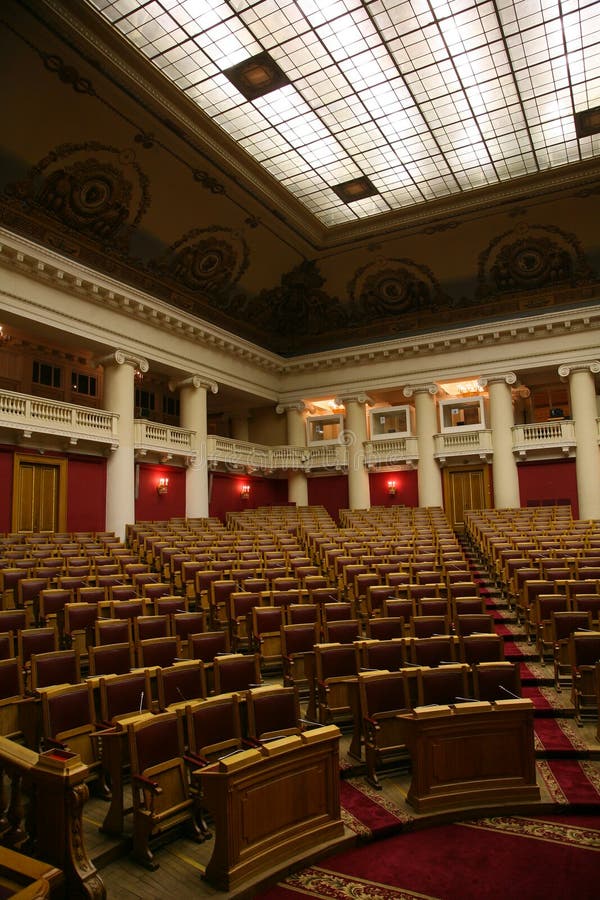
xmin=132 ymin=773 xmax=162 ymax=794
xmin=184 ymin=752 xmax=208 ymax=768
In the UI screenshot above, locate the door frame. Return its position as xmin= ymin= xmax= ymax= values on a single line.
xmin=12 ymin=453 xmax=68 ymax=533
xmin=442 ymin=463 xmax=492 ymax=531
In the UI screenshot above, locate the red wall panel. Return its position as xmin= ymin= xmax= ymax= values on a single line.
xmin=517 ymin=459 xmax=579 ymax=518
xmin=307 ymin=475 xmax=349 ymax=523
xmin=67 ymin=456 xmax=107 ymax=532
xmin=135 ymin=463 xmax=186 ymax=522
xmin=209 ymin=473 xmax=288 ymax=521
xmin=0 ymin=447 xmax=14 ymax=533
xmin=369 ymin=469 xmax=419 ymax=508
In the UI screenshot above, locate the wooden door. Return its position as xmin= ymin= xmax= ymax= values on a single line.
xmin=12 ymin=454 xmax=67 ymax=532
xmin=443 ymin=466 xmax=491 ymax=532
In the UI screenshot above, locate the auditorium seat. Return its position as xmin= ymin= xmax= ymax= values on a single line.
xmin=360 ymin=638 xmax=406 ymax=673
xmin=212 ymin=653 xmax=261 ymax=696
xmin=314 ymin=643 xmax=357 ymax=725
xmin=184 ymin=693 xmax=243 ymax=762
xmin=98 ymin=671 xmax=152 ymax=724
xmin=156 ymin=661 xmax=207 ymax=711
xmin=40 ymin=682 xmax=106 ymax=793
xmin=410 ymin=635 xmax=457 ymax=668
xmin=366 ymin=616 xmax=405 ymax=640
xmin=88 ymin=642 xmax=134 ymax=677
xmin=30 ymin=649 xmax=81 ymax=691
xmin=0 ymin=656 xmax=25 ymax=738
xmin=569 ymin=631 xmax=600 ymax=724
xmin=137 ymin=636 xmax=181 ymax=669
xmin=246 ymin=685 xmax=302 ymax=742
xmin=281 ymin=622 xmax=319 ymax=696
xmin=127 ymin=711 xmax=204 ymax=869
xmin=359 ymin=670 xmax=411 ymax=788
xmin=459 ymin=633 xmax=505 ymax=664
xmin=417 ymin=664 xmax=469 ymax=707
xmin=472 ymin=661 xmax=522 ymax=702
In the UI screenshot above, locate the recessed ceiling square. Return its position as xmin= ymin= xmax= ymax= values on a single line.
xmin=224 ymin=52 xmax=290 ymax=101
xmin=575 ymin=106 xmax=600 ymax=138
xmin=332 ymin=176 xmax=378 ymax=204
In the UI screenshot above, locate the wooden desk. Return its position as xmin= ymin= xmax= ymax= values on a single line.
xmin=397 ymin=699 xmax=540 ymax=814
xmin=199 ymin=726 xmax=343 ymax=891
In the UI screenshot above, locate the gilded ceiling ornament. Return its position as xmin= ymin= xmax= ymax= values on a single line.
xmin=153 ymin=227 xmax=248 ymax=295
xmin=477 ymin=224 xmax=593 ymax=298
xmin=348 ymin=258 xmax=447 ymax=318
xmin=3 ymin=142 xmax=150 ymax=249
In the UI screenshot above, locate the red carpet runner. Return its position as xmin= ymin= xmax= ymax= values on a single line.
xmin=258 ymin=815 xmax=600 ymax=899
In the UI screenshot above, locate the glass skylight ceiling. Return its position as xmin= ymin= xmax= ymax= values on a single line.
xmin=88 ymin=0 xmax=600 ymax=226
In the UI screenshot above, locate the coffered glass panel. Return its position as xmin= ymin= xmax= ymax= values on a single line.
xmin=88 ymin=0 xmax=600 ymax=224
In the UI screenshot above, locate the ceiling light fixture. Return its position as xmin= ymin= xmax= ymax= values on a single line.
xmin=332 ymin=177 xmax=378 ymax=205
xmin=224 ymin=52 xmax=290 ymax=101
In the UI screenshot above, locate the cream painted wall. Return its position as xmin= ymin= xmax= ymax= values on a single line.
xmin=248 ymin=406 xmax=287 ymax=446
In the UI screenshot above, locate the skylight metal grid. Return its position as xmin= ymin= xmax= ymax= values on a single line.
xmin=88 ymin=0 xmax=600 ymax=225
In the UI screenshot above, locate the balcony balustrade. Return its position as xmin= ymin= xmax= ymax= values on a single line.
xmin=434 ymin=428 xmax=493 ymax=464
xmin=511 ymin=420 xmax=576 ymax=458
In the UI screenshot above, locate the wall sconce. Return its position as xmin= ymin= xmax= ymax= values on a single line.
xmin=0 ymin=326 xmax=11 ymax=346
xmin=387 ymin=479 xmax=397 ymax=496
xmin=240 ymin=483 xmax=251 ymax=500
xmin=157 ymin=477 xmax=169 ymax=495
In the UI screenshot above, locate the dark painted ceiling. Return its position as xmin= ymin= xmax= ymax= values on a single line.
xmin=1 ymin=0 xmax=599 ymax=357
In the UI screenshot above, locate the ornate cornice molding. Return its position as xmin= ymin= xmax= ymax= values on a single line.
xmin=0 ymin=227 xmax=283 ymax=375
xmin=3 ymin=227 xmax=600 ymax=392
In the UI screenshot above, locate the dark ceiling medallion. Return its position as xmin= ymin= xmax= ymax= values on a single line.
xmin=575 ymin=106 xmax=600 ymax=139
xmin=332 ymin=176 xmax=378 ymax=204
xmin=224 ymin=51 xmax=290 ymax=101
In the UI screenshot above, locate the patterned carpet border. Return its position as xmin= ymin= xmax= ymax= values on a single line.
xmin=459 ymin=814 xmax=600 ymax=849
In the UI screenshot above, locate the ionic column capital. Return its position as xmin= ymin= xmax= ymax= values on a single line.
xmin=477 ymin=372 xmax=517 ymax=389
xmin=334 ymin=393 xmax=373 ymax=408
xmin=99 ymin=350 xmax=149 ymax=373
xmin=558 ymin=360 xmax=600 ymax=379
xmin=169 ymin=375 xmax=219 ymax=393
xmin=403 ymin=383 xmax=438 ymax=398
xmin=276 ymin=401 xmax=306 ymax=415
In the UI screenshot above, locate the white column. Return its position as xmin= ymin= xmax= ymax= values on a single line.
xmin=478 ymin=373 xmax=521 ymax=508
xmin=336 ymin=393 xmax=372 ymax=510
xmin=403 ymin=383 xmax=443 ymax=508
xmin=558 ymin=361 xmax=600 ymax=519
xmin=171 ymin=375 xmax=218 ymax=519
xmin=102 ymin=350 xmax=148 ymax=541
xmin=276 ymin=401 xmax=308 ymax=506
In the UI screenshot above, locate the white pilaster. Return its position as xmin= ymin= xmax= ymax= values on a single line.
xmin=276 ymin=401 xmax=308 ymax=506
xmin=403 ymin=383 xmax=443 ymax=507
xmin=171 ymin=375 xmax=218 ymax=519
xmin=478 ymin=373 xmax=520 ymax=508
xmin=102 ymin=350 xmax=148 ymax=540
xmin=336 ymin=393 xmax=372 ymax=510
xmin=558 ymin=361 xmax=600 ymax=519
